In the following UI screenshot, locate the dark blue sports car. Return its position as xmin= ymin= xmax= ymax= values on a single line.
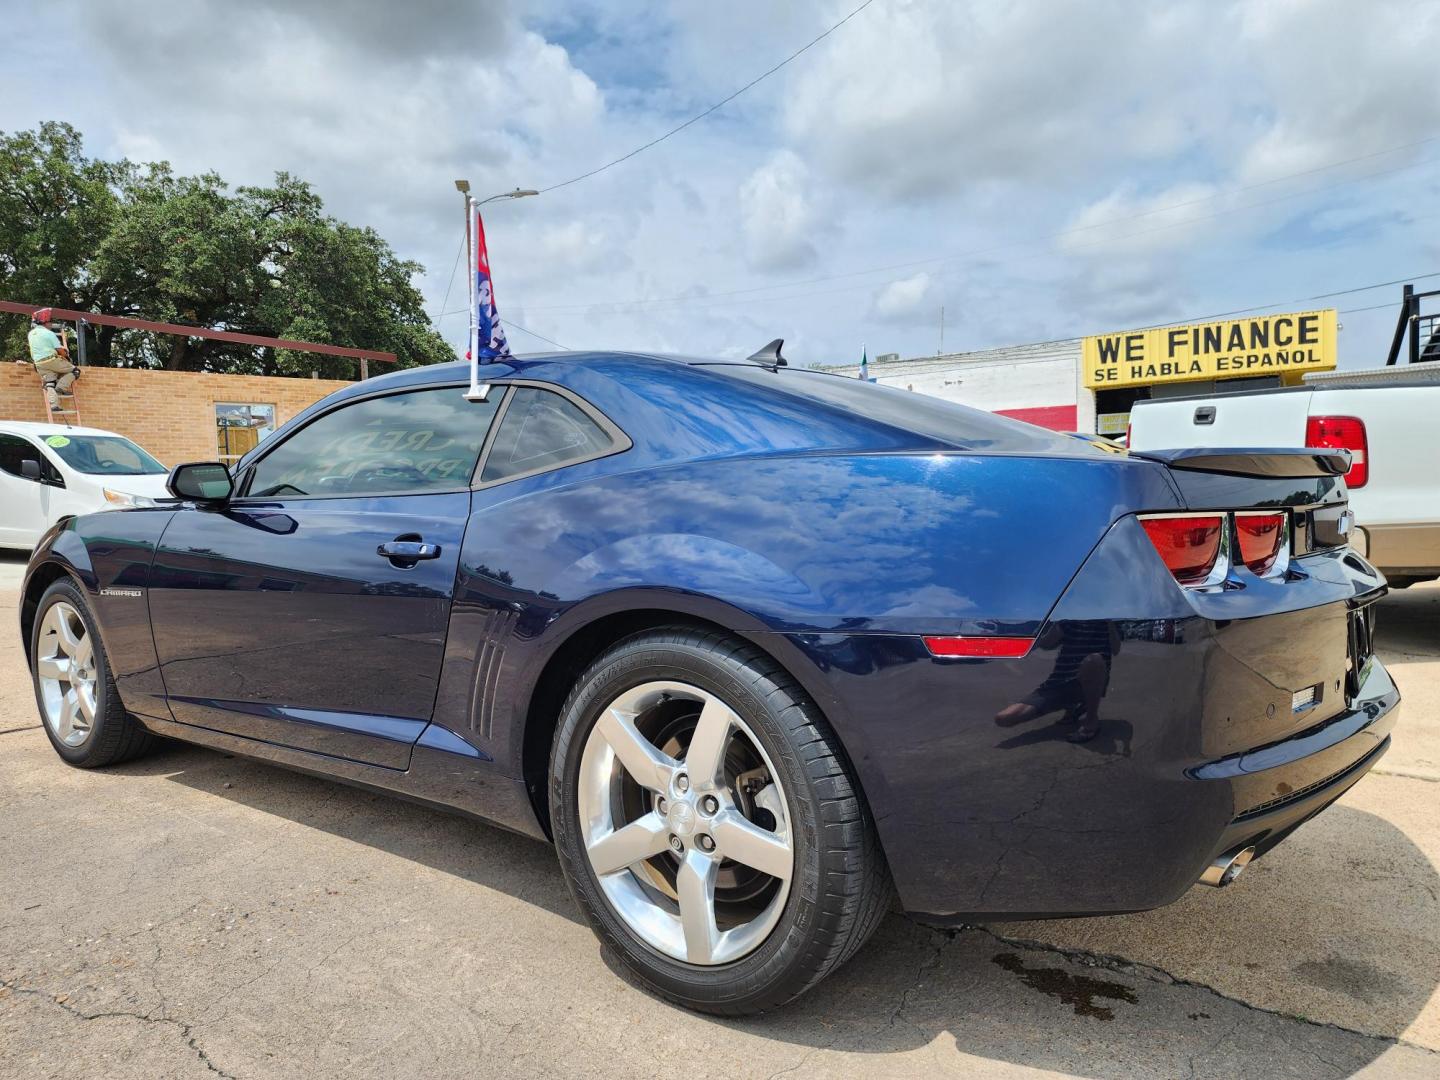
xmin=20 ymin=349 xmax=1398 ymax=1013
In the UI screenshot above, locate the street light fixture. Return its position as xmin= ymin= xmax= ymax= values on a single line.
xmin=478 ymin=188 xmax=539 ymax=205
xmin=453 ymin=183 xmax=538 ymax=402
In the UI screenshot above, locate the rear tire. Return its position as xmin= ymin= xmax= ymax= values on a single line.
xmin=30 ymin=579 xmax=157 ymax=768
xmin=550 ymin=627 xmax=892 ymax=1014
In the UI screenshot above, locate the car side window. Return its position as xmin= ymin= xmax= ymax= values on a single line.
xmin=480 ymin=387 xmax=617 ymax=484
xmin=0 ymin=435 xmax=29 ymax=477
xmin=0 ymin=434 xmax=58 ymax=483
xmin=246 ymin=388 xmax=501 ymax=498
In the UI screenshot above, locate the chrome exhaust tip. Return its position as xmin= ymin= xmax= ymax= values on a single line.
xmin=1199 ymin=845 xmax=1256 ymax=888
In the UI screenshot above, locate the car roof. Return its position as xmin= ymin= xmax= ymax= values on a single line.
xmin=0 ymin=420 xmax=122 ymax=438
xmin=265 ymin=350 xmax=1114 ymax=467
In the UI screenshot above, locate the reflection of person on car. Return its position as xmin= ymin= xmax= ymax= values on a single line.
xmin=994 ymin=620 xmax=1121 ymax=744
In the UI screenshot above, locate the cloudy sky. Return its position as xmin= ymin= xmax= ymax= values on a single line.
xmin=4 ymin=0 xmax=1440 ymax=368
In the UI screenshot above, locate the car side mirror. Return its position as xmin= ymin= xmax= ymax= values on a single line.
xmin=167 ymin=461 xmax=233 ymax=503
xmin=20 ymin=459 xmax=41 ymax=481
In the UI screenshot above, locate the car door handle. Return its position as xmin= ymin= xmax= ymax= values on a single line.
xmin=377 ymin=540 xmax=441 ymax=561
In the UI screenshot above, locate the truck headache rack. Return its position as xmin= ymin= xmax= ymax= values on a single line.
xmin=1385 ymin=284 xmax=1440 ymax=366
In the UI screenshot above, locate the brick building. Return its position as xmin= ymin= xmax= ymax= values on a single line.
xmin=1 ymin=363 xmax=354 ymax=467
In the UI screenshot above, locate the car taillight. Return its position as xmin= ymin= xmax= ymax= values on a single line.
xmin=1306 ymin=415 xmax=1368 ymax=488
xmin=1139 ymin=514 xmax=1224 ymax=586
xmin=1234 ymin=511 xmax=1286 ymax=576
xmin=923 ymin=636 xmax=1034 ymax=659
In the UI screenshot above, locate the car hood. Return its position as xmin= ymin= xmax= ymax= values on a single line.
xmin=93 ymin=473 xmax=172 ymax=499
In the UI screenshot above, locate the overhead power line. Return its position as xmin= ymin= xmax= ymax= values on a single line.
xmin=530 ymin=139 xmax=1440 ymax=313
xmin=1336 ymin=300 xmax=1410 ymax=316
xmin=430 ymin=2 xmax=879 ymax=339
xmin=506 ymin=319 xmax=570 ymax=350
xmin=537 ymin=0 xmax=880 ymax=194
xmin=435 ymin=231 xmax=466 ymax=319
xmin=835 ymin=270 xmax=1440 ymax=379
xmin=432 ymin=303 xmax=569 ymax=349
xmin=524 ymin=171 xmax=1438 ymax=320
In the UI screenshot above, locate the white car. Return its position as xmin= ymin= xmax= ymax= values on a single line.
xmin=0 ymin=422 xmax=172 ymax=551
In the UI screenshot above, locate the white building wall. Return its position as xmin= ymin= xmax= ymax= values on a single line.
xmin=1074 ymin=354 xmax=1097 ymax=433
xmin=832 ymin=340 xmax=1087 ymax=424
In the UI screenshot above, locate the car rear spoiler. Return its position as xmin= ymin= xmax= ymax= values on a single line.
xmin=1129 ymin=447 xmax=1351 ymax=479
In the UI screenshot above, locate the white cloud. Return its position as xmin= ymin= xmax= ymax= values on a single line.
xmin=1058 ymin=182 xmax=1221 ymax=257
xmin=1058 ymin=263 xmax=1186 ymax=334
xmin=1234 ymin=0 xmax=1440 ymax=183
xmin=739 ymin=150 xmax=825 ymax=271
xmin=3 ymin=0 xmax=1438 ymax=370
xmin=781 ymin=1 xmax=1219 ymax=201
xmin=873 ymin=272 xmax=935 ymax=322
xmin=532 ymin=221 xmax=614 ymax=273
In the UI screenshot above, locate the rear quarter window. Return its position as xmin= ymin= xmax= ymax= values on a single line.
xmin=481 ymin=387 xmax=620 ymax=484
xmin=704 ymin=365 xmax=1089 ymax=453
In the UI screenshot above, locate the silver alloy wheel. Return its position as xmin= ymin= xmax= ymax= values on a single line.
xmin=35 ymin=601 xmax=98 ymax=748
xmin=578 ymin=680 xmax=794 ymax=966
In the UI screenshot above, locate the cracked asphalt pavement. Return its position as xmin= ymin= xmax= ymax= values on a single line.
xmin=2 ymin=553 xmax=1438 ymax=1078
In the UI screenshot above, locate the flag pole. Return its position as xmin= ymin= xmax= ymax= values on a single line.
xmin=464 ymin=194 xmax=491 ymax=402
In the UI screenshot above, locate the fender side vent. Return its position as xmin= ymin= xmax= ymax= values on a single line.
xmin=470 ymin=609 xmax=518 ymax=738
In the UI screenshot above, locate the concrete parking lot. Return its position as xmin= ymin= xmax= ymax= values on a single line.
xmin=2 ymin=549 xmax=1437 ymax=1079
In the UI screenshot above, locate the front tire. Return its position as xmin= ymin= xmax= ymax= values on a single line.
xmin=550 ymin=627 xmax=891 ymax=1014
xmin=30 ymin=579 xmax=157 ymax=767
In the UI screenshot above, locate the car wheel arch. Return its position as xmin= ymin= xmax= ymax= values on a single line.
xmin=19 ymin=561 xmax=84 ymax=665
xmin=516 ymin=603 xmax=859 ymax=840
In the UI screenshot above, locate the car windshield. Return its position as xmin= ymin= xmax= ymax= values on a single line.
xmin=44 ymin=435 xmax=166 ymax=475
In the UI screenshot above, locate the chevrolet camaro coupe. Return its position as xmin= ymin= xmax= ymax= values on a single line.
xmin=21 ymin=350 xmax=1398 ymax=1013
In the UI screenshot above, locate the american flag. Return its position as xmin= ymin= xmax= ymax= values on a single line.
xmin=474 ymin=209 xmax=511 ymax=361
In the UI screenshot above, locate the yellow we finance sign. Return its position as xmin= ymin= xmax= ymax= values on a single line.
xmin=1082 ymin=309 xmax=1337 ymax=390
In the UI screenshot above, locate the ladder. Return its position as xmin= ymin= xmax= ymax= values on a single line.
xmin=39 ymin=370 xmax=82 ymax=427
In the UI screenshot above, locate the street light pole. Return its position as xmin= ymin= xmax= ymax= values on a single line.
xmin=454 ymin=182 xmax=537 ymax=403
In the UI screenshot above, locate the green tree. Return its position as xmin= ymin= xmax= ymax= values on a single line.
xmin=0 ymin=122 xmax=128 ymax=343
xmin=1 ymin=123 xmax=455 ymax=376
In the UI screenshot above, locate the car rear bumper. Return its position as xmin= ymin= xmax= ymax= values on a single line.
xmin=773 ymin=521 xmax=1397 ymax=922
xmin=1189 ymin=655 xmax=1395 ymax=890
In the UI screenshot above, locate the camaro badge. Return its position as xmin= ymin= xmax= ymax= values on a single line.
xmin=99 ymin=587 xmax=144 ymax=598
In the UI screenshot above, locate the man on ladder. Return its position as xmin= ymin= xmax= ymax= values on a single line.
xmin=19 ymin=308 xmax=79 ymax=415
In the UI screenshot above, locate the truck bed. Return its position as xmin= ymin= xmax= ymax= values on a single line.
xmin=1128 ymin=367 xmax=1440 ymax=584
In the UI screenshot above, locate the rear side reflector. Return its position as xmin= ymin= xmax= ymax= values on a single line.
xmin=1306 ymin=415 xmax=1368 ymax=488
xmin=1234 ymin=511 xmax=1286 ymax=576
xmin=923 ymin=636 xmax=1034 ymax=659
xmin=1139 ymin=514 xmax=1224 ymax=586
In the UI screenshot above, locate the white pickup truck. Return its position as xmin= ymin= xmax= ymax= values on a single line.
xmin=1129 ymin=360 xmax=1440 ymax=587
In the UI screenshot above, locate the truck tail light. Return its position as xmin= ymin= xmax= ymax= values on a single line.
xmin=1234 ymin=511 xmax=1286 ymax=576
xmin=923 ymin=636 xmax=1034 ymax=659
xmin=1139 ymin=514 xmax=1225 ymax=586
xmin=1306 ymin=415 xmax=1368 ymax=488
